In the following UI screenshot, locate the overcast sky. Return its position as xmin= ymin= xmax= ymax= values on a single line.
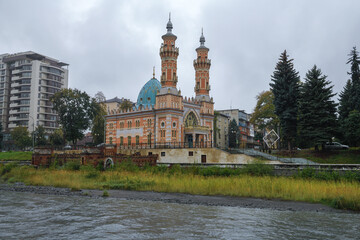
xmin=1 ymin=0 xmax=359 ymax=113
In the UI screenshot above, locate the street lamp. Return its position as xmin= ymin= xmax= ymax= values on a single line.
xmin=29 ymin=115 xmax=35 ymax=150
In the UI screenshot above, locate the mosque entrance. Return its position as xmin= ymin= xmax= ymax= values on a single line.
xmin=187 ymin=134 xmax=193 ymax=148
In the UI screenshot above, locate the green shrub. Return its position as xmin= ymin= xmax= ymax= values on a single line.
xmin=1 ymin=162 xmax=18 ymax=175
xmin=241 ymin=163 xmax=274 ymax=176
xmin=117 ymin=160 xmax=139 ymax=172
xmin=343 ymin=171 xmax=360 ymax=182
xmin=168 ymin=164 xmax=182 ymax=175
xmin=153 ymin=165 xmax=168 ymax=174
xmin=63 ymin=161 xmax=81 ymax=171
xmin=85 ymin=171 xmax=100 ymax=179
xmin=102 ymin=190 xmax=109 ymax=197
xmin=96 ymin=160 xmax=104 ymax=171
xmin=102 ymin=178 xmax=155 ymax=191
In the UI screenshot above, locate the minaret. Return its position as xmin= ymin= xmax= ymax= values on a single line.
xmin=159 ymin=13 xmax=179 ymax=89
xmin=194 ymin=28 xmax=211 ymax=101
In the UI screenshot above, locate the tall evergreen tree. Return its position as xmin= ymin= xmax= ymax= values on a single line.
xmin=228 ymin=119 xmax=239 ymax=148
xmin=270 ymin=50 xmax=300 ymax=150
xmin=343 ymin=110 xmax=360 ymax=146
xmin=338 ymin=80 xmax=353 ymax=122
xmin=339 ymin=47 xmax=360 ymax=120
xmin=347 ymin=46 xmax=360 ymax=111
xmin=298 ymin=65 xmax=337 ymax=148
xmin=339 ymin=47 xmax=360 ymax=145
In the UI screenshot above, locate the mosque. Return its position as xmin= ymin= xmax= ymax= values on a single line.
xmin=105 ymin=17 xmax=214 ymax=149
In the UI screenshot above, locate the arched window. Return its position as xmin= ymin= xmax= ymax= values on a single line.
xmin=136 ymin=135 xmax=139 ymax=145
xmin=185 ymin=112 xmax=198 ymax=127
xmin=128 ymin=136 xmax=131 ymax=145
xmin=120 ymin=136 xmax=123 ymax=145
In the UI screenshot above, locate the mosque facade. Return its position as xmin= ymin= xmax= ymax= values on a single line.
xmin=105 ymin=17 xmax=214 ymax=148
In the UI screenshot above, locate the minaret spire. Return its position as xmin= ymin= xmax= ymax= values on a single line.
xmin=153 ymin=66 xmax=155 ymax=78
xmin=199 ymin=28 xmax=206 ymax=47
xmin=194 ymin=28 xmax=211 ymax=101
xmin=160 ymin=15 xmax=179 ymax=88
xmin=166 ymin=12 xmax=173 ymax=33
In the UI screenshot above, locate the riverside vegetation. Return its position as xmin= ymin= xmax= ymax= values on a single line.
xmin=0 ymin=151 xmax=32 ymax=161
xmin=1 ymin=161 xmax=360 ymax=211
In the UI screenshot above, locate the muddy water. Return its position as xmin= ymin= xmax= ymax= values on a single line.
xmin=0 ymin=190 xmax=359 ymax=239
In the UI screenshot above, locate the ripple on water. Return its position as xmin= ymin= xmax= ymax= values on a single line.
xmin=0 ymin=190 xmax=359 ymax=240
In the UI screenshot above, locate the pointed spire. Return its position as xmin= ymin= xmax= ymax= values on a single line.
xmin=200 ymin=28 xmax=205 ymax=46
xmin=153 ymin=66 xmax=155 ymax=78
xmin=166 ymin=12 xmax=173 ymax=33
xmin=196 ymin=28 xmax=208 ymax=51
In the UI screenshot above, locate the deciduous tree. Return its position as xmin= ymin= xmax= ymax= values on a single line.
xmin=34 ymin=125 xmax=48 ymax=146
xmin=51 ymin=88 xmax=98 ymax=146
xmin=92 ymin=96 xmax=107 ymax=145
xmin=49 ymin=129 xmax=65 ymax=146
xmin=11 ymin=126 xmax=32 ymax=150
xmin=119 ymin=100 xmax=133 ymax=111
xmin=250 ymin=90 xmax=279 ymax=130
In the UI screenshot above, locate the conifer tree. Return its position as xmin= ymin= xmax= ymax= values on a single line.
xmin=343 ymin=110 xmax=360 ymax=146
xmin=298 ymin=65 xmax=337 ymax=148
xmin=339 ymin=47 xmax=360 ymax=120
xmin=270 ymin=50 xmax=300 ymax=150
xmin=347 ymin=47 xmax=360 ymax=111
xmin=338 ymin=80 xmax=353 ymax=122
xmin=339 ymin=47 xmax=360 ymax=145
xmin=228 ymin=119 xmax=239 ymax=148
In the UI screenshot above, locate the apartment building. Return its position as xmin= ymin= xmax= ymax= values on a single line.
xmin=0 ymin=51 xmax=68 ymax=134
xmin=214 ymin=112 xmax=230 ymax=149
xmin=217 ymin=109 xmax=255 ymax=148
xmin=104 ymin=97 xmax=133 ymax=114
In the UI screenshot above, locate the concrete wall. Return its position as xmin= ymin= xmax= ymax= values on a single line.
xmin=119 ymin=147 xmax=260 ymax=164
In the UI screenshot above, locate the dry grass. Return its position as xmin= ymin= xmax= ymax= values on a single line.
xmin=3 ymin=166 xmax=360 ymax=210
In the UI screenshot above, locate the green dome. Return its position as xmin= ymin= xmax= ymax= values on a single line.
xmin=136 ymin=78 xmax=161 ymax=108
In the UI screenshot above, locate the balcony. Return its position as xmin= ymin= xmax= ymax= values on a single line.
xmin=12 ymin=69 xmax=20 ymax=74
xmin=8 ymin=123 xmax=18 ymax=129
xmin=9 ymin=116 xmax=18 ymax=121
xmin=11 ymin=89 xmax=19 ymax=94
xmin=10 ymin=96 xmax=19 ymax=101
xmin=11 ymin=76 xmax=20 ymax=81
xmin=11 ymin=82 xmax=20 ymax=87
xmin=10 ymin=103 xmax=19 ymax=108
xmin=9 ymin=110 xmax=19 ymax=114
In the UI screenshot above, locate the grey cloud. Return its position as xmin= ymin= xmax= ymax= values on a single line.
xmin=0 ymin=0 xmax=359 ymax=113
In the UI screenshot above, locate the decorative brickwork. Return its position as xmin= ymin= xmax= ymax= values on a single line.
xmin=105 ymin=17 xmax=214 ymax=149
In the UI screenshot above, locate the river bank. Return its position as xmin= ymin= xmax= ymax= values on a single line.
xmin=0 ymin=182 xmax=347 ymax=213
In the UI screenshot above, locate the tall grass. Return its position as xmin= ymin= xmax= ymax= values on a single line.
xmin=0 ymin=151 xmax=32 ymax=161
xmin=1 ymin=163 xmax=359 ymax=211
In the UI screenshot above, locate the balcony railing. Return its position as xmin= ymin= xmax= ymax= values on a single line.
xmin=116 ymin=141 xmax=213 ymax=150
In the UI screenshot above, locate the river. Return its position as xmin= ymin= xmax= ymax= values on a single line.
xmin=0 ymin=190 xmax=359 ymax=239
